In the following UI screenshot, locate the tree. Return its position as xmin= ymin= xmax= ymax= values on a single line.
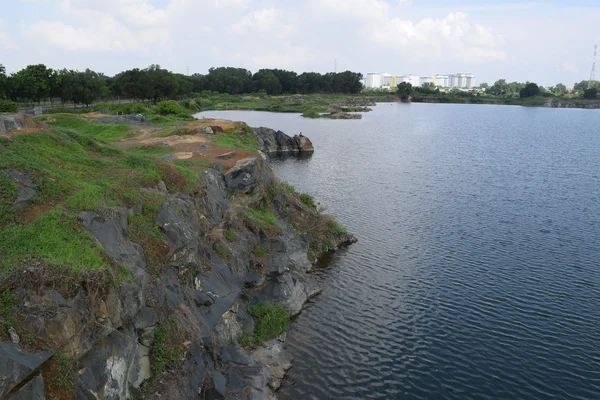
xmin=574 ymin=80 xmax=600 ymax=91
xmin=554 ymin=83 xmax=567 ymax=95
xmin=11 ymin=64 xmax=54 ymax=103
xmin=583 ymin=88 xmax=597 ymax=99
xmin=488 ymin=79 xmax=507 ymax=96
xmin=205 ymin=67 xmax=252 ymax=94
xmin=519 ymin=82 xmax=541 ymax=98
xmin=479 ymin=82 xmax=489 ymax=90
xmin=396 ymin=82 xmax=413 ymax=100
xmin=252 ymin=70 xmax=282 ymax=95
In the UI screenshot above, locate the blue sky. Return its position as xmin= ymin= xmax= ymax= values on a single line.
xmin=2 ymin=0 xmax=599 ymax=86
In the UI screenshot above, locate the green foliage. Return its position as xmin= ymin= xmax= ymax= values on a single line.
xmin=224 ymin=229 xmax=237 ymax=241
xmin=45 ymin=114 xmax=133 ymax=142
xmin=242 ymin=302 xmax=290 ymax=346
xmin=147 ymin=324 xmax=186 ymax=389
xmin=0 ymin=174 xmax=18 ymax=225
xmin=253 ymin=245 xmax=268 ymax=256
xmin=583 ymin=88 xmax=597 ymax=99
xmin=328 ymin=219 xmax=347 ymax=235
xmin=64 ymin=182 xmax=118 ymax=210
xmin=396 ymin=82 xmax=414 ymax=100
xmin=0 ymin=99 xmax=17 ymax=112
xmin=213 ymin=243 xmax=232 ymax=259
xmin=300 ymin=193 xmax=317 ymax=211
xmin=520 ymin=82 xmax=541 ymax=98
xmin=246 ymin=207 xmax=280 ymax=233
xmin=50 ymin=352 xmax=75 ymax=392
xmin=156 ymin=100 xmax=184 ymax=115
xmin=281 ymin=182 xmax=297 ymax=195
xmin=0 ymin=207 xmax=109 ymax=274
xmin=0 ymin=289 xmax=18 ymax=328
xmin=210 ymin=130 xmax=258 ymax=151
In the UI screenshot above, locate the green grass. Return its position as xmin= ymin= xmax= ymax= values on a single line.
xmin=0 ymin=174 xmax=18 ymax=225
xmin=253 ymin=245 xmax=268 ymax=256
xmin=50 ymin=352 xmax=75 ymax=392
xmin=129 ymin=145 xmax=172 ymax=156
xmin=64 ymin=181 xmax=119 ymax=211
xmin=213 ymin=243 xmax=232 ymax=259
xmin=241 ymin=302 xmax=290 ymax=346
xmin=42 ymin=114 xmax=135 ymax=142
xmin=328 ymin=219 xmax=347 ymax=235
xmin=0 ymin=207 xmax=109 ymax=275
xmin=147 ymin=324 xmax=186 ymax=389
xmin=224 ymin=229 xmax=237 ymax=241
xmin=281 ymin=182 xmax=297 ymax=195
xmin=211 ymin=131 xmax=258 ymax=152
xmin=246 ymin=207 xmax=278 ymax=227
xmin=300 ymin=193 xmax=317 ymax=211
xmin=0 ymin=289 xmax=18 ymax=329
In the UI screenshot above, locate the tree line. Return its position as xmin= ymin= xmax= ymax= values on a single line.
xmin=394 ymin=79 xmax=598 ymax=100
xmin=0 ymin=64 xmax=364 ymax=106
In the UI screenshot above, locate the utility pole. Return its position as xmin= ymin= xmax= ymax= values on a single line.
xmin=587 ymin=45 xmax=597 ymax=89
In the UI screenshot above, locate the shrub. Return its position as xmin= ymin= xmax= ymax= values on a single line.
xmin=300 ymin=193 xmax=317 ymax=210
xmin=328 ymin=219 xmax=347 ymax=234
xmin=224 ymin=229 xmax=237 ymax=241
xmin=156 ymin=100 xmax=184 ymax=115
xmin=242 ymin=302 xmax=290 ymax=346
xmin=0 ymin=100 xmax=18 ymax=113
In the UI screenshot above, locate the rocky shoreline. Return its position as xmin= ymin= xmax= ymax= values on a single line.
xmin=0 ymin=123 xmax=355 ymax=399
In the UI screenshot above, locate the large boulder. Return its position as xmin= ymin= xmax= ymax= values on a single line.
xmin=224 ymin=155 xmax=273 ymax=194
xmin=0 ymin=114 xmax=36 ymax=133
xmin=0 ymin=343 xmax=52 ymax=398
xmin=254 ymin=127 xmax=314 ymax=154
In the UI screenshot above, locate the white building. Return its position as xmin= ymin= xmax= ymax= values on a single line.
xmin=434 ymin=74 xmax=450 ymax=88
xmin=365 ymin=73 xmax=382 ymax=89
xmin=381 ymin=73 xmax=393 ymax=89
xmin=450 ymin=73 xmax=476 ymax=89
xmin=397 ymin=74 xmax=420 ymax=87
xmin=420 ymin=76 xmax=434 ymax=86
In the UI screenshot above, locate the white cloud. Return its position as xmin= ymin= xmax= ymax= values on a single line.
xmin=0 ymin=20 xmax=17 ymax=50
xmin=231 ymin=9 xmax=279 ymax=35
xmin=559 ymin=63 xmax=578 ymax=73
xmin=369 ymin=12 xmax=507 ymax=63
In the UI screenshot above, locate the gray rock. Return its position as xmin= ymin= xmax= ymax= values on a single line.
xmin=157 ymin=180 xmax=168 ymax=193
xmin=203 ymin=126 xmax=214 ymax=134
xmin=254 ymin=127 xmax=314 ymax=154
xmin=250 ymin=334 xmax=293 ymax=391
xmin=3 ymin=169 xmax=38 ymax=211
xmin=0 ymin=114 xmax=35 ymax=133
xmin=224 ymin=156 xmax=272 ymax=194
xmin=7 ymin=374 xmax=45 ymax=400
xmin=80 ymin=208 xmax=149 ymax=288
xmin=7 ymin=327 xmax=19 ymax=344
xmin=76 ymin=322 xmax=147 ymax=399
xmin=0 ymin=342 xmax=52 ymax=398
xmin=156 ymin=198 xmax=202 ymax=266
xmin=216 ymin=151 xmax=236 ymax=160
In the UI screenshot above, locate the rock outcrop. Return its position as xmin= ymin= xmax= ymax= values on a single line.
xmin=0 ymin=150 xmax=355 ymax=399
xmin=0 ymin=114 xmax=36 ymax=133
xmin=254 ymin=127 xmax=314 ymax=154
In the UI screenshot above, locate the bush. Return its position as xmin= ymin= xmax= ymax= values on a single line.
xmin=156 ymin=100 xmax=184 ymax=115
xmin=242 ymin=302 xmax=290 ymax=346
xmin=300 ymin=193 xmax=317 ymax=210
xmin=0 ymin=100 xmax=18 ymax=113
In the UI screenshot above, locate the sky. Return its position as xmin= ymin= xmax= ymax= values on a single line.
xmin=2 ymin=0 xmax=600 ymax=86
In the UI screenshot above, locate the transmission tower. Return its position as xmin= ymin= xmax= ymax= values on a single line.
xmin=587 ymin=45 xmax=597 ymax=89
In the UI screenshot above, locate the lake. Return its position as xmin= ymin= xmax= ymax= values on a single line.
xmin=195 ymin=104 xmax=600 ymax=400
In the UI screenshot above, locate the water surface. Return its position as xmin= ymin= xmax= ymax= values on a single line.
xmin=195 ymin=104 xmax=600 ymax=399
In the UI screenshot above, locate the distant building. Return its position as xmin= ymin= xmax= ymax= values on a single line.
xmin=364 ymin=71 xmax=475 ymax=90
xmin=365 ymin=73 xmax=382 ymax=89
xmin=420 ymin=76 xmax=434 ymax=86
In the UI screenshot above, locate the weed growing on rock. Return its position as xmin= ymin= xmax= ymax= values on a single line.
xmin=224 ymin=229 xmax=237 ymax=241
xmin=252 ymin=245 xmax=268 ymax=256
xmin=241 ymin=302 xmax=289 ymax=347
xmin=328 ymin=219 xmax=347 ymax=235
xmin=147 ymin=322 xmax=187 ymax=390
xmin=246 ymin=207 xmax=280 ymax=234
xmin=300 ymin=193 xmax=317 ymax=211
xmin=213 ymin=243 xmax=232 ymax=260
